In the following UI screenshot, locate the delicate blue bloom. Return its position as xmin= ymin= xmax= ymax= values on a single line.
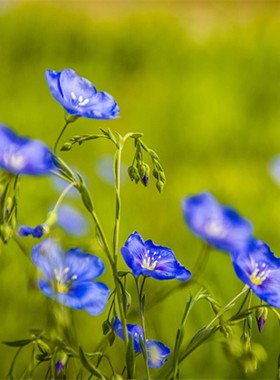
xmin=114 ymin=317 xmax=170 ymax=368
xmin=121 ymin=232 xmax=191 ymax=281
xmin=57 ymin=204 xmax=89 ymax=237
xmin=231 ymin=239 xmax=280 ymax=308
xmin=18 ymin=224 xmax=46 ymax=238
xmin=182 ymin=192 xmax=253 ymax=253
xmin=0 ymin=124 xmax=56 ymax=176
xmin=32 ymin=239 xmax=110 ymax=315
xmin=45 ymin=68 xmax=120 ymax=119
xmin=268 ymin=155 xmax=280 ymax=185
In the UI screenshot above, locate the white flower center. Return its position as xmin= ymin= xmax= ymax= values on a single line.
xmin=250 ymin=262 xmax=271 ymax=286
xmin=141 ymin=250 xmax=161 ymax=271
xmin=53 ymin=267 xmax=78 ymax=293
xmin=205 ymin=220 xmax=226 ymax=238
xmin=3 ymin=149 xmax=25 ymax=171
xmin=71 ymin=92 xmax=90 ymax=106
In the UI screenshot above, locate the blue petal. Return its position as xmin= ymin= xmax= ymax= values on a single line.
xmin=32 ymin=238 xmax=64 ymax=279
xmin=18 ymin=224 xmax=45 ymax=238
xmin=82 ymin=282 xmax=110 ymax=316
xmin=231 ymin=239 xmax=280 ymax=307
xmin=114 ymin=317 xmax=144 ymax=352
xmin=182 ymin=192 xmax=253 ymax=253
xmin=57 ymin=204 xmax=89 ymax=236
xmin=64 ymin=248 xmax=105 ymax=281
xmin=146 ymin=340 xmax=171 ymax=368
xmin=80 ymin=91 xmax=120 ymax=119
xmin=0 ymin=125 xmax=56 ymax=176
xmin=45 ymin=70 xmax=65 ymax=107
xmin=121 ymin=232 xmax=147 ymax=276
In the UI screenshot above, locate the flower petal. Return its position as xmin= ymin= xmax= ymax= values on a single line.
xmin=182 ymin=192 xmax=253 ymax=253
xmin=146 ymin=340 xmax=171 ymax=368
xmin=64 ymin=248 xmax=105 ymax=281
xmin=45 ymin=70 xmax=65 ymax=107
xmin=231 ymin=239 xmax=280 ymax=308
xmin=114 ymin=317 xmax=144 ymax=352
xmin=81 ymin=282 xmax=110 ymax=316
xmin=121 ymin=232 xmax=147 ymax=276
xmin=57 ymin=204 xmax=89 ymax=236
xmin=32 ymin=238 xmax=64 ymax=279
xmin=0 ymin=125 xmax=56 ymax=176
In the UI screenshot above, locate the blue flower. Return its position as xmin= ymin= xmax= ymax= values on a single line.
xmin=32 ymin=239 xmax=110 ymax=315
xmin=0 ymin=124 xmax=56 ymax=176
xmin=45 ymin=68 xmax=120 ymax=119
xmin=114 ymin=317 xmax=170 ymax=368
xmin=231 ymin=239 xmax=280 ymax=308
xmin=57 ymin=204 xmax=89 ymax=237
xmin=18 ymin=224 xmax=46 ymax=238
xmin=182 ymin=192 xmax=253 ymax=253
xmin=121 ymin=232 xmax=191 ymax=281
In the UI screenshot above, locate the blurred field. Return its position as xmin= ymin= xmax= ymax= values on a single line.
xmin=0 ymin=1 xmax=280 ymax=378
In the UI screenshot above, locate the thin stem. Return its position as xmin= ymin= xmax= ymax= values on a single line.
xmin=54 ymin=121 xmax=70 ymax=154
xmin=206 ymin=285 xmax=249 ymax=329
xmin=51 ymin=182 xmax=77 ymax=215
xmin=135 ymin=276 xmax=151 ymax=380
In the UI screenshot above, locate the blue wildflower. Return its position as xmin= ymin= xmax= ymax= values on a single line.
xmin=114 ymin=317 xmax=170 ymax=368
xmin=32 ymin=239 xmax=110 ymax=315
xmin=0 ymin=124 xmax=56 ymax=176
xmin=45 ymin=68 xmax=120 ymax=119
xmin=121 ymin=232 xmax=191 ymax=281
xmin=18 ymin=224 xmax=46 ymax=238
xmin=57 ymin=204 xmax=89 ymax=237
xmin=231 ymin=239 xmax=280 ymax=308
xmin=182 ymin=192 xmax=253 ymax=253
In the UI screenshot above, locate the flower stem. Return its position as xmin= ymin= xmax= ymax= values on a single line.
xmin=205 ymin=285 xmax=249 ymax=329
xmin=135 ymin=276 xmax=151 ymax=380
xmin=54 ymin=120 xmax=70 ymax=154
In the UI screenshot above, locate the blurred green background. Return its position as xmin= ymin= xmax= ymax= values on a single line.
xmin=0 ymin=1 xmax=280 ymax=378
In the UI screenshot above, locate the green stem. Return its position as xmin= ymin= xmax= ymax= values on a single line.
xmin=54 ymin=120 xmax=70 ymax=154
xmin=135 ymin=276 xmax=151 ymax=380
xmin=206 ymin=285 xmax=249 ymax=329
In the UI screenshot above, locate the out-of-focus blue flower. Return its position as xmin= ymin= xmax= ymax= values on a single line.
xmin=95 ymin=154 xmax=127 ymax=186
xmin=32 ymin=239 xmax=110 ymax=315
xmin=114 ymin=317 xmax=170 ymax=368
xmin=231 ymin=239 xmax=280 ymax=308
xmin=0 ymin=124 xmax=56 ymax=176
xmin=121 ymin=232 xmax=191 ymax=281
xmin=45 ymin=68 xmax=120 ymax=119
xmin=182 ymin=192 xmax=253 ymax=253
xmin=268 ymin=155 xmax=280 ymax=185
xmin=57 ymin=204 xmax=89 ymax=237
xmin=18 ymin=224 xmax=46 ymax=238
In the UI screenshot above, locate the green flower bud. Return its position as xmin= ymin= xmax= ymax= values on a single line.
xmin=128 ymin=166 xmax=140 ymax=182
xmin=156 ymin=180 xmax=165 ymax=193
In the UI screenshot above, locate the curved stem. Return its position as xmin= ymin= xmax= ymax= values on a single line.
xmin=54 ymin=121 xmax=70 ymax=154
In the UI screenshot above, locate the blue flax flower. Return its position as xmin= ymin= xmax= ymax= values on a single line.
xmin=114 ymin=317 xmax=170 ymax=368
xmin=18 ymin=224 xmax=46 ymax=238
xmin=121 ymin=231 xmax=191 ymax=281
xmin=0 ymin=124 xmax=56 ymax=176
xmin=182 ymin=192 xmax=253 ymax=253
xmin=231 ymin=239 xmax=280 ymax=308
xmin=45 ymin=68 xmax=120 ymax=119
xmin=32 ymin=239 xmax=110 ymax=315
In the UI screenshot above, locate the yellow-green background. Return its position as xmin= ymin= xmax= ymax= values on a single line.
xmin=0 ymin=1 xmax=280 ymax=378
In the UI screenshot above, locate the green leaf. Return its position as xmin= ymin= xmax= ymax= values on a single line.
xmin=3 ymin=339 xmax=32 ymax=347
xmin=78 ymin=346 xmax=105 ymax=379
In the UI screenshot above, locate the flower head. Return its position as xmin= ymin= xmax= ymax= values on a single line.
xmin=231 ymin=239 xmax=280 ymax=308
xmin=121 ymin=232 xmax=191 ymax=281
xmin=182 ymin=192 xmax=253 ymax=253
xmin=32 ymin=239 xmax=110 ymax=315
xmin=0 ymin=124 xmax=56 ymax=176
xmin=114 ymin=317 xmax=170 ymax=368
xmin=45 ymin=68 xmax=120 ymax=119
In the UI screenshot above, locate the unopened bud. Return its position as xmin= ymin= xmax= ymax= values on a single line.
xmin=156 ymin=180 xmax=164 ymax=192
xmin=61 ymin=142 xmax=72 ymax=151
xmin=256 ymin=307 xmax=268 ymax=333
xmin=128 ymin=166 xmax=140 ymax=182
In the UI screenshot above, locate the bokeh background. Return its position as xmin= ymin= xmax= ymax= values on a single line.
xmin=0 ymin=0 xmax=280 ymax=378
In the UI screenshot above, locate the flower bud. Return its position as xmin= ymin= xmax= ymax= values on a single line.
xmin=255 ymin=307 xmax=268 ymax=333
xmin=61 ymin=142 xmax=73 ymax=151
xmin=55 ymin=351 xmax=68 ymax=375
xmin=128 ymin=166 xmax=140 ymax=182
xmin=156 ymin=180 xmax=164 ymax=193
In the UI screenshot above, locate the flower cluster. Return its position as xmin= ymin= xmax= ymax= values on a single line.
xmin=182 ymin=191 xmax=280 ymax=309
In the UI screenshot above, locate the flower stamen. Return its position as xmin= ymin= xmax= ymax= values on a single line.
xmin=250 ymin=263 xmax=271 ymax=286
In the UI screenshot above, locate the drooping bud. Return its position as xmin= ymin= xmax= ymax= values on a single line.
xmin=55 ymin=351 xmax=68 ymax=375
xmin=128 ymin=165 xmax=140 ymax=182
xmin=255 ymin=307 xmax=268 ymax=333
